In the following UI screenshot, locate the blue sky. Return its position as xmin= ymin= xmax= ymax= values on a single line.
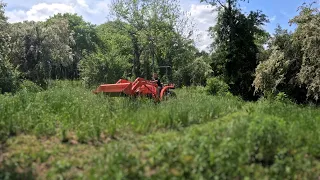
xmin=239 ymin=0 xmax=309 ymax=34
xmin=3 ymin=0 xmax=318 ymax=51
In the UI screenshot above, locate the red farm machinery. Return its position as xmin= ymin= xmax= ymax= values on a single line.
xmin=93 ymin=77 xmax=176 ymax=102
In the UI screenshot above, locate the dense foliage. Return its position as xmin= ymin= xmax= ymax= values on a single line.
xmin=1 ymin=0 xmax=319 ymax=103
xmin=207 ymin=0 xmax=269 ymax=100
xmin=254 ymin=3 xmax=320 ymax=103
xmin=205 ymin=77 xmax=229 ymax=96
xmin=0 ymin=82 xmax=320 ymax=179
xmin=1 ymin=0 xmax=320 ymax=179
xmin=0 ymin=2 xmax=20 ymax=93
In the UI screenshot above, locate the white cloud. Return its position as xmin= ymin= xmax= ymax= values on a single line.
xmin=77 ymin=0 xmax=88 ymax=8
xmin=5 ymin=0 xmax=111 ymax=24
xmin=188 ymin=4 xmax=218 ymax=52
xmin=75 ymin=0 xmax=103 ymax=15
xmin=7 ymin=3 xmax=76 ymax=23
xmin=4 ymin=0 xmax=216 ymax=51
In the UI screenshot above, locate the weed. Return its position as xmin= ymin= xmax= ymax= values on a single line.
xmin=0 ymin=80 xmax=320 ymax=179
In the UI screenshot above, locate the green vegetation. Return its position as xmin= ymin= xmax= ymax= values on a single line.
xmin=203 ymin=0 xmax=269 ymax=100
xmin=1 ymin=0 xmax=320 ymax=103
xmin=205 ymin=77 xmax=230 ymax=96
xmin=253 ymin=4 xmax=320 ymax=103
xmin=1 ymin=0 xmax=320 ymax=179
xmin=0 ymin=81 xmax=242 ymax=143
xmin=1 ymin=82 xmax=320 ymax=179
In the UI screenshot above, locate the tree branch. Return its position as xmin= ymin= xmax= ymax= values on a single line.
xmin=216 ymin=0 xmax=226 ymax=9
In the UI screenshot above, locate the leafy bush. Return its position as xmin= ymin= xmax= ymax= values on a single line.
xmin=259 ymin=91 xmax=293 ymax=104
xmin=290 ymin=5 xmax=320 ymax=101
xmin=205 ymin=77 xmax=230 ymax=96
xmin=254 ymin=5 xmax=320 ymax=103
xmin=275 ymin=92 xmax=292 ymax=103
xmin=18 ymin=80 xmax=43 ymax=93
xmin=246 ymin=115 xmax=287 ymax=165
xmin=253 ymin=46 xmax=290 ymax=95
xmin=79 ymin=51 xmax=130 ymax=87
xmin=189 ymin=57 xmax=213 ymax=86
xmin=0 ymin=7 xmax=20 ymax=94
xmin=0 ymin=58 xmax=20 ymax=94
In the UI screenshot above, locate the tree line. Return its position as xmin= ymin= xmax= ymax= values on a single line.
xmin=0 ymin=0 xmax=319 ymax=103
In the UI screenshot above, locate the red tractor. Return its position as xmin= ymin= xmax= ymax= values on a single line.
xmin=93 ymin=77 xmax=176 ymax=102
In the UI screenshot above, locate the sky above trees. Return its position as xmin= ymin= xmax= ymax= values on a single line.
xmin=3 ymin=0 xmax=319 ymax=51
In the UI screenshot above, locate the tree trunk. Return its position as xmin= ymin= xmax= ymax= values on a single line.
xmin=227 ymin=0 xmax=233 ymax=55
xmin=131 ymin=34 xmax=141 ymax=78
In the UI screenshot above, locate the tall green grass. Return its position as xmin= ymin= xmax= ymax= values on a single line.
xmin=1 ymin=81 xmax=320 ymax=179
xmin=0 ymin=81 xmax=243 ymax=143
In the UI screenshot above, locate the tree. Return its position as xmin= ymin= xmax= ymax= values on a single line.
xmin=253 ymin=46 xmax=291 ymax=96
xmin=253 ymin=25 xmax=305 ymax=101
xmin=8 ymin=19 xmax=74 ymax=87
xmin=0 ymin=2 xmax=20 ymax=93
xmin=201 ymin=0 xmax=246 ymax=57
xmin=46 ymin=13 xmax=100 ymax=79
xmin=290 ymin=2 xmax=320 ymax=101
xmin=111 ymin=0 xmax=148 ymax=78
xmin=189 ymin=56 xmax=213 ymax=86
xmin=110 ymin=0 xmax=194 ymax=81
xmin=79 ymin=21 xmax=132 ymax=86
xmin=202 ymin=0 xmax=269 ymax=100
xmin=79 ymin=50 xmax=129 ymax=87
xmin=171 ymin=38 xmax=200 ymax=86
xmin=254 ymin=2 xmax=320 ymax=103
xmin=80 ymin=18 xmax=199 ymax=87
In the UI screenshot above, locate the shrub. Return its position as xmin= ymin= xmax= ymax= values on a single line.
xmin=189 ymin=57 xmax=213 ymax=86
xmin=205 ymin=77 xmax=229 ymax=96
xmin=246 ymin=115 xmax=287 ymax=165
xmin=79 ymin=51 xmax=130 ymax=88
xmin=18 ymin=80 xmax=43 ymax=93
xmin=253 ymin=47 xmax=290 ymax=94
xmin=275 ymin=92 xmax=292 ymax=103
xmin=0 ymin=58 xmax=20 ymax=94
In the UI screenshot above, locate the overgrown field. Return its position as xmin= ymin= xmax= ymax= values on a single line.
xmin=0 ymin=81 xmax=320 ymax=179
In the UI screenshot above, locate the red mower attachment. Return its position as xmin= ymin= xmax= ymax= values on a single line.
xmin=93 ymin=77 xmax=176 ymax=101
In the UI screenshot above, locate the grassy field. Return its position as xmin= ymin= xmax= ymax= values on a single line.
xmin=0 ymin=81 xmax=320 ymax=179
